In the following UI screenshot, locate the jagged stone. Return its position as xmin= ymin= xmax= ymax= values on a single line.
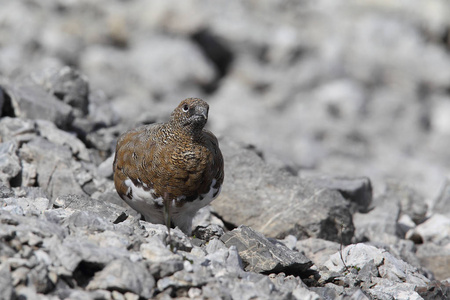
xmin=35 ymin=120 xmax=90 ymax=162
xmin=57 ymin=194 xmax=128 ymax=225
xmin=220 ymin=226 xmax=313 ymax=275
xmin=18 ymin=137 xmax=85 ymax=199
xmin=86 ymin=258 xmax=155 ymax=299
xmin=0 ymin=140 xmax=21 ymax=187
xmin=386 ymin=182 xmax=428 ymax=225
xmin=0 ymin=263 xmax=13 ymax=300
xmin=296 ymin=238 xmax=341 ymax=266
xmin=28 ymin=67 xmax=90 ymax=116
xmin=192 ymin=224 xmax=224 ymax=242
xmin=353 ymin=191 xmax=401 ymax=244
xmin=409 ymin=214 xmax=450 ymax=245
xmin=1 ymin=196 xmax=50 ymax=216
xmin=0 ymin=117 xmax=36 ymax=143
xmin=302 ymin=175 xmax=373 ymax=213
xmin=433 ymin=179 xmax=450 ymax=218
xmin=324 ymin=243 xmax=430 ymax=299
xmin=3 ymin=81 xmax=73 ymax=129
xmin=416 ymin=243 xmax=450 ymax=281
xmin=415 ymin=280 xmax=450 ymax=300
xmin=213 ymin=138 xmax=355 ymax=244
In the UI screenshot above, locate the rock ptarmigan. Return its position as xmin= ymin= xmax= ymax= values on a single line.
xmin=113 ymin=98 xmax=224 ymax=235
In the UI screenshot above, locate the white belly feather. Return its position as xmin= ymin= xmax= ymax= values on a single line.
xmin=122 ymin=178 xmax=221 ymax=234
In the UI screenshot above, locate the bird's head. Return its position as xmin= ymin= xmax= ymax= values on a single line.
xmin=170 ymin=98 xmax=209 ymax=132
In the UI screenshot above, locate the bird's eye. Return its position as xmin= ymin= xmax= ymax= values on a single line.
xmin=182 ymin=104 xmax=189 ymax=112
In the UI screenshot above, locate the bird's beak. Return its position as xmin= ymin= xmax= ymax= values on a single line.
xmin=196 ymin=106 xmax=208 ymax=120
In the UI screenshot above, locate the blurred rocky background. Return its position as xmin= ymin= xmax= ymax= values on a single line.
xmin=1 ymin=0 xmax=450 ymax=299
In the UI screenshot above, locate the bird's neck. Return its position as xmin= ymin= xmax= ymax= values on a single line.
xmin=162 ymin=122 xmax=204 ymax=143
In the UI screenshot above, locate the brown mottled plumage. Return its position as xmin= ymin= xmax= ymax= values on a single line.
xmin=113 ymin=98 xmax=224 ymax=234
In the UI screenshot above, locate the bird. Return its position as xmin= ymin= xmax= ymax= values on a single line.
xmin=113 ymin=98 xmax=224 ymax=235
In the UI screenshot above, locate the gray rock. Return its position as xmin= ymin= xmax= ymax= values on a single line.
xmin=365 ymin=279 xmax=424 ymax=300
xmin=4 ymin=82 xmax=73 ymax=129
xmin=19 ymin=159 xmax=37 ymax=187
xmin=97 ymin=154 xmax=115 ymax=179
xmin=45 ymin=234 xmax=129 ymax=276
xmin=408 ymin=214 xmax=450 ymax=245
xmin=228 ymin=275 xmax=276 ymax=300
xmin=83 ymin=229 xmax=137 ymax=254
xmin=292 ymin=285 xmax=322 ymax=300
xmin=415 ymin=280 xmax=450 ymax=300
xmin=224 ymin=246 xmax=245 ymax=275
xmin=356 ymin=259 xmax=379 ymax=285
xmin=0 ymin=210 xmax=67 ymax=241
xmin=57 ymin=194 xmax=128 ymax=225
xmin=138 ymin=222 xmax=193 ymax=252
xmin=324 ymin=243 xmax=430 ymax=298
xmin=1 ymin=196 xmax=50 ymax=216
xmin=192 ymin=206 xmax=225 ymax=236
xmin=94 ymin=189 xmax=129 ymax=209
xmin=27 ymin=262 xmax=54 ymax=293
xmin=192 ymin=224 xmax=224 ymax=242
xmin=72 ymin=161 xmax=95 ymax=192
xmin=433 ymin=179 xmax=450 ymax=218
xmin=309 ymin=286 xmax=343 ymax=300
xmin=15 ymin=285 xmax=58 ymax=300
xmin=353 ymin=191 xmax=401 ymax=244
xmin=80 ymin=36 xmax=215 ymax=120
xmin=268 ymin=273 xmax=306 ymax=295
xmin=0 ymin=185 xmax=14 ymax=198
xmin=12 ymin=266 xmax=29 ymax=287
xmin=203 ymin=239 xmax=245 ymax=276
xmin=18 ymin=137 xmax=85 ymax=199
xmin=156 ymin=266 xmax=213 ymax=292
xmin=63 ymin=211 xmax=115 ymax=232
xmin=296 ymin=238 xmax=341 ymax=266
xmin=316 ymin=286 xmax=371 ymax=300
xmin=213 ymin=138 xmax=355 ymax=244
xmin=324 ymin=244 xmax=391 ymax=276
xmin=8 ymin=256 xmax=37 ymax=269
xmin=302 ymin=175 xmax=373 ymax=213
xmin=13 ymin=186 xmax=49 ymax=199
xmin=220 ymin=225 xmax=313 ymax=275
xmin=206 ymin=276 xmax=275 ymax=300
xmin=124 ymin=292 xmax=140 ymax=300
xmin=55 ymin=289 xmax=112 ymax=300
xmin=147 ymin=259 xmax=184 ymax=281
xmin=0 ymin=263 xmax=14 ymax=300
xmin=35 ymin=120 xmax=90 ymax=161
xmin=277 ymin=235 xmax=297 ymax=251
xmin=0 ymin=85 xmax=4 ymax=112
xmin=0 ymin=140 xmax=21 ymax=186
xmin=86 ymin=258 xmax=155 ymax=299
xmin=397 ymin=214 xmax=416 ymax=239
xmin=85 ymin=125 xmax=124 ymax=154
xmin=28 ymin=67 xmax=90 ymax=116
xmin=379 ymin=240 xmax=425 ymax=273
xmin=86 ymin=89 xmax=120 ymax=128
xmin=386 ymin=182 xmax=428 ymax=225
xmin=378 ymin=251 xmax=429 ymax=286
xmin=159 ymin=270 xmax=293 ymax=300
xmin=168 ymin=227 xmax=194 ymax=252
xmin=140 ymin=237 xmax=182 ymax=264
xmin=204 ymin=237 xmax=227 ymax=254
xmin=416 ymin=241 xmax=450 ymax=281
xmin=0 ymin=117 xmax=37 ymax=144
